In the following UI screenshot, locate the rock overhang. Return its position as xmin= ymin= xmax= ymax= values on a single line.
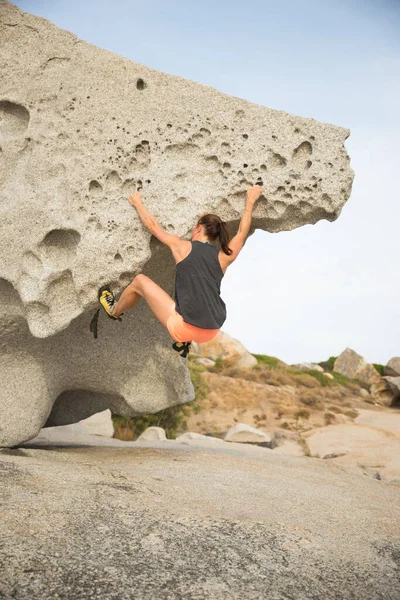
xmin=0 ymin=0 xmax=354 ymax=446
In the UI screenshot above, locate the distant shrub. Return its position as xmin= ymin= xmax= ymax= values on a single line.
xmin=210 ymin=357 xmax=224 ymax=373
xmin=291 ymin=372 xmax=322 ymax=388
xmin=252 ymin=354 xmax=281 ymax=369
xmin=293 ymin=369 xmax=333 ymax=387
xmin=331 ymin=371 xmax=351 ymax=386
xmin=318 ymin=356 xmax=337 ymax=372
xmin=295 ymin=408 xmax=311 ymax=420
xmin=330 ymin=371 xmax=365 ymax=392
xmin=373 ymin=363 xmax=384 ymax=376
xmin=299 ymin=392 xmax=325 ymax=409
xmin=112 ymin=404 xmax=190 ymax=441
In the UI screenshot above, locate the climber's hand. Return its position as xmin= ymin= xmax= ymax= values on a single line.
xmin=246 ymin=184 xmax=263 ymax=206
xmin=128 ymin=192 xmax=142 ymax=208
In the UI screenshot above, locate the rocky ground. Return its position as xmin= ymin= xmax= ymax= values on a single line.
xmin=112 ymin=341 xmax=400 ymax=482
xmin=1 ymin=437 xmax=400 ymax=600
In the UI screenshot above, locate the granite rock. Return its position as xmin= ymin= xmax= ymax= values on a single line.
xmin=0 ymin=1 xmax=353 ymax=446
xmin=384 ymin=357 xmax=400 ymax=377
xmin=333 ymin=348 xmax=380 ymax=384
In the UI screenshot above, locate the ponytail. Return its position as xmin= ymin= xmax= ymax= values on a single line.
xmin=197 ymin=214 xmax=232 ymax=256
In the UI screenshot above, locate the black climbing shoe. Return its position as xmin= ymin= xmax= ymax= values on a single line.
xmin=172 ymin=341 xmax=192 ymax=358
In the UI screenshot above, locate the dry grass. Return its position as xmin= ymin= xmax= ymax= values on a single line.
xmin=329 ymin=405 xmax=345 ymax=414
xmin=299 ymin=391 xmax=325 ymax=410
xmin=294 ymin=408 xmax=311 ymax=420
xmin=113 ymin=425 xmax=135 ymax=441
xmin=344 ymin=408 xmax=359 ymax=419
xmin=324 ymin=412 xmax=337 ymax=425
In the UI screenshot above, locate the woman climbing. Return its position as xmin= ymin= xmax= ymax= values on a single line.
xmin=94 ymin=184 xmax=263 ymax=357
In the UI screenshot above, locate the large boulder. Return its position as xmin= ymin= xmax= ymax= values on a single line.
xmin=370 ymin=377 xmax=400 ymax=406
xmin=384 ymin=357 xmax=400 ymax=377
xmin=333 ymin=348 xmax=380 ymax=384
xmin=191 ymin=331 xmax=258 ymax=368
xmin=0 ymin=1 xmax=353 ymax=447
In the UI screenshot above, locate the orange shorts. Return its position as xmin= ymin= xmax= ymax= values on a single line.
xmin=166 ymin=305 xmax=220 ymax=343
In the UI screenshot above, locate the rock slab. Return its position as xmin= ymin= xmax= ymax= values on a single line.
xmin=1 ymin=442 xmax=399 ymax=599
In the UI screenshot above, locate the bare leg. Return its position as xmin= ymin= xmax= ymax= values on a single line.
xmin=113 ymin=274 xmax=175 ymax=328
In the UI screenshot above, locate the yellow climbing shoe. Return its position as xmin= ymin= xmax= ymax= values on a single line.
xmin=172 ymin=341 xmax=191 ymax=358
xmin=98 ymin=285 xmax=120 ymax=320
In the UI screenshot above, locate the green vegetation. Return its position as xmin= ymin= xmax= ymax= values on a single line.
xmin=112 ymin=405 xmax=190 ymax=441
xmin=373 ymin=363 xmax=384 ymax=376
xmin=210 ymin=357 xmax=224 ymax=373
xmin=317 ymin=356 xmax=337 ymax=371
xmin=291 ymin=368 xmax=332 ymax=387
xmin=252 ymin=354 xmax=282 ymax=368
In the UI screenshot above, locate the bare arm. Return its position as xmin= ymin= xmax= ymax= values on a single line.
xmin=219 ymin=185 xmax=263 ymax=271
xmin=127 ymin=192 xmax=189 ymax=261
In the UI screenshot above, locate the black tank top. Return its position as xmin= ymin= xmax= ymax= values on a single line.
xmin=174 ymin=241 xmax=226 ymax=329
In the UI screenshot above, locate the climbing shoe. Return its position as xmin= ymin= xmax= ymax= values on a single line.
xmin=90 ymin=285 xmax=123 ymax=340
xmin=98 ymin=285 xmax=120 ymax=320
xmin=172 ymin=341 xmax=191 ymax=358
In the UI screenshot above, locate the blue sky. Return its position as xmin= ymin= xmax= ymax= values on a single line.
xmin=16 ymin=0 xmax=400 ymax=364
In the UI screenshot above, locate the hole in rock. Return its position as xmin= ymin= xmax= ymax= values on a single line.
xmin=0 ymin=100 xmax=30 ymax=141
xmin=292 ymin=141 xmax=313 ymax=168
xmin=39 ymin=229 xmax=81 ymax=269
xmin=242 ymin=134 xmax=248 ymax=139
xmin=0 ymin=278 xmax=24 ymax=314
xmin=41 ymin=229 xmax=81 ymax=251
xmin=106 ymin=170 xmax=122 ymax=188
xmin=89 ymin=180 xmax=102 ymax=193
xmin=268 ymin=150 xmax=287 ymax=168
xmin=136 ymin=78 xmax=146 ymax=91
xmin=44 ymin=390 xmax=117 ymax=427
xmin=114 ymin=253 xmax=123 ymax=263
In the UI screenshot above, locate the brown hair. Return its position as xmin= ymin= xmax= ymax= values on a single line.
xmin=197 ymin=214 xmax=232 ymax=255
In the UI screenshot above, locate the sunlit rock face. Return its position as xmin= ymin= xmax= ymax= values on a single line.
xmin=0 ymin=0 xmax=354 ymax=447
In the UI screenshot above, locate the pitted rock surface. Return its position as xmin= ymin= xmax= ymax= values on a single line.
xmin=0 ymin=0 xmax=354 ymax=446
